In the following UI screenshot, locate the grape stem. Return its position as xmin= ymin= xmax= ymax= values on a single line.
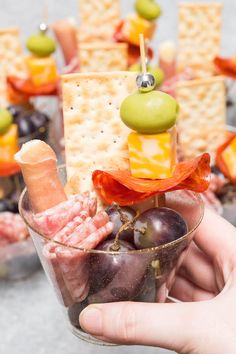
xmin=110 ymin=209 xmax=146 ymax=252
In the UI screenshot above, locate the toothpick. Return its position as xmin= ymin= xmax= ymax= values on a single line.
xmin=154 ymin=194 xmax=166 ymax=207
xmin=43 ymin=0 xmax=49 ymax=25
xmin=139 ymin=34 xmax=147 ymax=74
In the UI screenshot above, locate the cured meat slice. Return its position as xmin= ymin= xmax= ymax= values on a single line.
xmin=33 ymin=194 xmax=97 ymax=238
xmin=44 ymin=211 xmax=112 ymax=304
xmin=43 ymin=243 xmax=74 ymax=306
xmin=15 ymin=140 xmax=67 ymax=213
xmin=34 ymin=197 xmax=112 ymax=305
xmin=65 ymin=211 xmax=110 ymax=246
xmin=92 ymin=153 xmax=211 ymax=205
xmin=53 ymin=212 xmax=90 ymax=243
xmin=160 ymin=69 xmax=193 ymax=97
xmin=0 ymin=212 xmax=28 ymax=246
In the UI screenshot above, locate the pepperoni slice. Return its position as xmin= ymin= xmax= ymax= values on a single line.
xmin=92 ymin=153 xmax=211 ymax=205
xmin=7 ymin=76 xmax=58 ymax=96
xmin=214 ymin=56 xmax=236 ymax=79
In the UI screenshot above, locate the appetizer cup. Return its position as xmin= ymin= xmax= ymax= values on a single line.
xmin=19 ymin=166 xmax=204 ymax=345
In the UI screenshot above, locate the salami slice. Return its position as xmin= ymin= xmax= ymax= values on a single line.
xmin=0 ymin=212 xmax=28 ymax=246
xmin=37 ymin=199 xmax=112 ymax=306
xmin=34 ymin=194 xmax=97 ymax=238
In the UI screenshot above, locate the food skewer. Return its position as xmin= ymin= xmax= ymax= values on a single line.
xmin=138 ymin=33 xmax=168 ymax=207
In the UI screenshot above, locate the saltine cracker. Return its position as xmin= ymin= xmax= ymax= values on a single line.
xmin=62 ymin=71 xmax=136 ymax=194
xmin=176 ymin=76 xmax=226 ymax=163
xmin=78 ymin=0 xmax=120 ymax=42
xmin=178 ymin=3 xmax=222 ymax=77
xmin=0 ymin=28 xmax=26 ymax=107
xmin=79 ymin=42 xmax=128 ymax=72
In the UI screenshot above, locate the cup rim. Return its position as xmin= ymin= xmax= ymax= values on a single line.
xmin=19 ymin=186 xmax=204 ymax=255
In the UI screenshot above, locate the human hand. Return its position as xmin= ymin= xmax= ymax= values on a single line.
xmin=79 ymin=208 xmax=236 ymax=354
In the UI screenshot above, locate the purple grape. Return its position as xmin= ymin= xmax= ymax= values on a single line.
xmin=29 ymin=111 xmax=49 ymax=130
xmin=0 ymin=199 xmax=18 ymax=213
xmin=106 ymin=205 xmax=136 ymax=242
xmin=7 ymin=105 xmax=25 ymax=120
xmin=90 ymin=239 xmax=135 ymax=293
xmin=7 ymin=104 xmax=34 ymax=121
xmin=134 ymin=207 xmax=188 ymax=249
xmin=16 ymin=115 xmax=35 ymax=137
xmin=89 ymin=239 xmax=151 ymax=303
xmin=0 ymin=199 xmax=9 ymax=212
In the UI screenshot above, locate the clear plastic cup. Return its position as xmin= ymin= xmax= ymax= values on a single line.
xmin=19 ymin=166 xmax=204 ymax=345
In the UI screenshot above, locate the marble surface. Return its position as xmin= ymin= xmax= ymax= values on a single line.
xmin=1 ymin=0 xmax=236 ymax=353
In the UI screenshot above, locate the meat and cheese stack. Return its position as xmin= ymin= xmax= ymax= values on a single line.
xmin=25 ymin=24 xmax=57 ymax=87
xmin=120 ymin=72 xmax=179 ymax=179
xmin=0 ymin=108 xmax=19 ymax=176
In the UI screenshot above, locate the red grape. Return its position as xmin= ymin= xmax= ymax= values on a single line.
xmin=134 ymin=207 xmax=188 ymax=249
xmin=106 ymin=205 xmax=136 ymax=242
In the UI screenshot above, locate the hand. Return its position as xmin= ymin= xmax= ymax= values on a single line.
xmin=79 ymin=208 xmax=236 ymax=354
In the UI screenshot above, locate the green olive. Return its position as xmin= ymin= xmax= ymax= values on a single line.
xmin=0 ymin=109 xmax=13 ymax=135
xmin=120 ymin=90 xmax=179 ymax=134
xmin=129 ymin=64 xmax=165 ymax=87
xmin=135 ymin=0 xmax=161 ymax=21
xmin=26 ymin=33 xmax=56 ymax=57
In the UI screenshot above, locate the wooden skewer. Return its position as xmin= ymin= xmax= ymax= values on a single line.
xmin=139 ymin=34 xmax=166 ymax=208
xmin=139 ymin=33 xmax=147 ymax=74
xmin=43 ymin=0 xmax=49 ymax=25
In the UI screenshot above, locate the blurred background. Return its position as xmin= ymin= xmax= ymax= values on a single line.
xmin=0 ymin=0 xmax=236 ymax=353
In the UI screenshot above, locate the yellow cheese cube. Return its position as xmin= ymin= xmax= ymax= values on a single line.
xmin=128 ymin=129 xmax=177 ymax=179
xmin=25 ymin=56 xmax=58 ymax=86
xmin=0 ymin=124 xmax=19 ymax=162
xmin=122 ymin=14 xmax=156 ymax=47
xmin=222 ymin=137 xmax=236 ymax=178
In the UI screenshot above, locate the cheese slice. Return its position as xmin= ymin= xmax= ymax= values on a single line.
xmin=222 ymin=137 xmax=236 ymax=178
xmin=128 ymin=128 xmax=177 ymax=179
xmin=25 ymin=56 xmax=58 ymax=86
xmin=122 ymin=14 xmax=156 ymax=47
xmin=0 ymin=124 xmax=19 ymax=162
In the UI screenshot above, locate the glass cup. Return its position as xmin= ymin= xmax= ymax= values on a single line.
xmin=19 ymin=166 xmax=204 ymax=345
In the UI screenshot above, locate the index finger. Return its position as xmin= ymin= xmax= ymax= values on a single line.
xmin=194 ymin=207 xmax=236 ymax=277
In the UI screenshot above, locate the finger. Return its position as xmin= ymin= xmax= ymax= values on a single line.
xmin=79 ymin=301 xmax=205 ymax=351
xmin=170 ymin=275 xmax=215 ymax=302
xmin=177 ymin=242 xmax=217 ymax=293
xmin=195 ymin=208 xmax=236 ymax=263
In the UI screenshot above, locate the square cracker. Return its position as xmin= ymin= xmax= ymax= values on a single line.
xmin=176 ymin=76 xmax=226 ymax=163
xmin=178 ymin=3 xmax=222 ymax=77
xmin=78 ymin=0 xmax=120 ymax=42
xmin=0 ymin=28 xmax=27 ymax=107
xmin=61 ymin=71 xmax=136 ymax=194
xmin=79 ymin=42 xmax=128 ymax=72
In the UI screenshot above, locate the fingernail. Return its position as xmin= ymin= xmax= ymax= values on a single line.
xmin=79 ymin=306 xmax=102 ymax=335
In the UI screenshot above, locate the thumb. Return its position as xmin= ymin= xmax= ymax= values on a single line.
xmin=79 ymin=301 xmax=203 ymax=350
